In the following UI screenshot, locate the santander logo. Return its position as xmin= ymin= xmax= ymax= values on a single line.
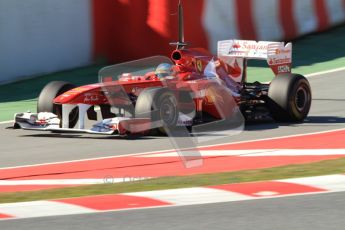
xmin=242 ymin=41 xmax=268 ymax=50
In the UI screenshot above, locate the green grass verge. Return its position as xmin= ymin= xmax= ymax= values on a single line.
xmin=247 ymin=56 xmax=345 ymax=83
xmin=1 ymin=157 xmax=345 ymax=204
xmin=0 ymin=65 xmax=102 ymax=121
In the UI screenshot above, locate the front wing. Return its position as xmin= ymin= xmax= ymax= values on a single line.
xmin=14 ymin=112 xmax=152 ymax=136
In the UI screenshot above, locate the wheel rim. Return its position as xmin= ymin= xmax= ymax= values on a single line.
xmin=295 ymin=85 xmax=308 ymax=112
xmin=160 ymin=97 xmax=177 ymax=126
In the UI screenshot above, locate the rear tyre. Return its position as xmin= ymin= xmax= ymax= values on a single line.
xmin=267 ymin=73 xmax=312 ymax=122
xmin=37 ymin=81 xmax=78 ymax=128
xmin=135 ymin=87 xmax=179 ymax=134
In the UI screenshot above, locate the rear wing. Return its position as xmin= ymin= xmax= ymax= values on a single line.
xmin=217 ymin=40 xmax=292 ymax=75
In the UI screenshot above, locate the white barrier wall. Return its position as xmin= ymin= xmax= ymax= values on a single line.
xmin=1 ymin=0 xmax=344 ymax=84
xmin=203 ymin=0 xmax=345 ymax=53
xmin=0 ymin=0 xmax=92 ymax=84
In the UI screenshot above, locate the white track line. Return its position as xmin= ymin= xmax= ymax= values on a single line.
xmin=278 ymin=175 xmax=345 ymax=192
xmin=0 ymin=120 xmax=13 ymax=124
xmin=140 ymin=149 xmax=345 ymax=158
xmin=305 ymin=66 xmax=345 ymax=77
xmin=125 ymin=187 xmax=251 ymax=205
xmin=0 ymin=178 xmax=151 ymax=185
xmin=0 ymin=201 xmax=94 ymax=219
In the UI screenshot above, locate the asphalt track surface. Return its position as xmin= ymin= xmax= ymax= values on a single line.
xmin=1 ymin=70 xmax=345 ymax=168
xmin=1 ymin=191 xmax=344 ymax=230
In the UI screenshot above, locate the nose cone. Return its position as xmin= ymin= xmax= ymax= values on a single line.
xmin=53 ymin=84 xmax=102 ymax=104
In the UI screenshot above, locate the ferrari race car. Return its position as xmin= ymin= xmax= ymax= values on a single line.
xmin=14 ymin=3 xmax=312 ymax=137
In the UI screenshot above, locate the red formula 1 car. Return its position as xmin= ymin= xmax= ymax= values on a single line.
xmin=14 ymin=2 xmax=311 ymax=136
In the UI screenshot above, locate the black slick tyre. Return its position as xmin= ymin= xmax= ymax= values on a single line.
xmin=267 ymin=73 xmax=312 ymax=122
xmin=37 ymin=81 xmax=78 ymax=128
xmin=135 ymin=87 xmax=179 ymax=134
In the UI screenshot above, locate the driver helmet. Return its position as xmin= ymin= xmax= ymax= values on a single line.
xmin=155 ymin=63 xmax=173 ymax=78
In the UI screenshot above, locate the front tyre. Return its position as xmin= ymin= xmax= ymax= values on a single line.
xmin=135 ymin=87 xmax=179 ymax=134
xmin=37 ymin=81 xmax=78 ymax=128
xmin=267 ymin=73 xmax=312 ymax=122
